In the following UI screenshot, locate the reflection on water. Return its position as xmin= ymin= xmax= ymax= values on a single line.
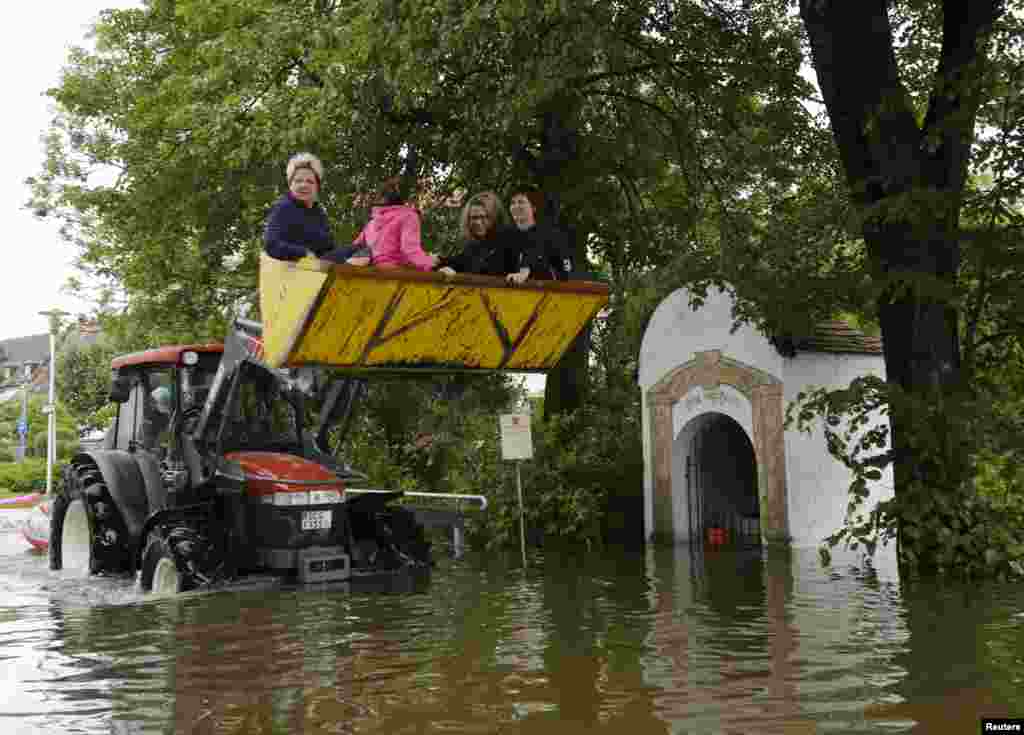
xmin=0 ymin=521 xmax=1022 ymax=734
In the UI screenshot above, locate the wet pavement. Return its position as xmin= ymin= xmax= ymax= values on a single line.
xmin=0 ymin=509 xmax=1022 ymax=734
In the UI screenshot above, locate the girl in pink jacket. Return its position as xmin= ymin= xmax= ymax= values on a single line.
xmin=350 ymin=178 xmax=438 ymax=271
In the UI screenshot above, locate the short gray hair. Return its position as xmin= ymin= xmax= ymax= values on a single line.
xmin=286 ymin=152 xmax=324 ymax=185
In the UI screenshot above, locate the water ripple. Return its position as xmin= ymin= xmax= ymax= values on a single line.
xmin=0 ymin=541 xmax=1022 ymax=733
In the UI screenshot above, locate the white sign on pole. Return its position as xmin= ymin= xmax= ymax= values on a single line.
xmin=499 ymin=413 xmax=533 ymax=460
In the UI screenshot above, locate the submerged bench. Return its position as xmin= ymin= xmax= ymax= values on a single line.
xmin=259 ymin=254 xmax=610 ymax=372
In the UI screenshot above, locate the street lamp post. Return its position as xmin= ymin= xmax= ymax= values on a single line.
xmin=39 ymin=309 xmax=69 ymax=496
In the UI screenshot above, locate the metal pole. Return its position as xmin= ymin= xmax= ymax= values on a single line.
xmin=516 ymin=460 xmax=526 ymax=567
xmin=452 ymin=522 xmax=465 ymax=559
xmin=46 ymin=329 xmax=56 ymax=496
xmin=39 ymin=309 xmax=68 ymax=497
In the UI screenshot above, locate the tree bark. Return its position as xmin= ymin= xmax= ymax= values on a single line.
xmin=518 ymin=98 xmax=590 ymax=418
xmin=544 ymin=222 xmax=591 ymax=419
xmin=798 ymin=0 xmax=1003 ymax=510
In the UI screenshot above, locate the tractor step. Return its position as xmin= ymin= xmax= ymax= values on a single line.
xmin=296 ymin=546 xmax=351 ymax=584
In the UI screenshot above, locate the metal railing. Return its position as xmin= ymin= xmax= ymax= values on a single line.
xmin=345 ymin=488 xmax=487 ymax=510
xmin=344 ymin=489 xmax=487 ymax=556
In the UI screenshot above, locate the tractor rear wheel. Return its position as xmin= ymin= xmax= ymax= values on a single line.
xmin=50 ymin=464 xmax=132 ymax=575
xmin=50 ymin=494 xmax=94 ymax=574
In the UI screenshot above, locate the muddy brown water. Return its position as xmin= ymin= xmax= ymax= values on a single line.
xmin=1 ymin=513 xmax=1022 ymax=734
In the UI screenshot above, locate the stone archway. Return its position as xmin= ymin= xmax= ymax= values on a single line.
xmin=647 ymin=349 xmax=789 ymax=545
xmin=675 ymin=411 xmax=760 ymax=544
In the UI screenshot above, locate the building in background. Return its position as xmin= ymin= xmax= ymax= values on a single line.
xmin=0 ymin=334 xmax=50 ymax=402
xmin=0 ymin=318 xmax=102 ymax=402
xmin=639 ymin=286 xmax=892 ymax=548
xmin=1 ymin=319 xmax=103 ymax=459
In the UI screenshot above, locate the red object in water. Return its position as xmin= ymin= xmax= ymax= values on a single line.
xmin=0 ymin=492 xmax=44 ymax=509
xmin=21 ymin=501 xmax=50 ymax=551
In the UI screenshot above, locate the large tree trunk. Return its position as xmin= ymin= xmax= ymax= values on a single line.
xmin=519 ymin=98 xmax=590 ymax=419
xmin=544 ymin=330 xmax=590 ymax=419
xmin=866 ymin=223 xmax=963 ymax=506
xmin=543 ymin=222 xmax=591 ymax=419
xmin=799 ymin=0 xmax=1003 ymax=564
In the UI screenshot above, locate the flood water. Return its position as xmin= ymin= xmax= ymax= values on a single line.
xmin=1 ymin=511 xmax=1022 ymax=734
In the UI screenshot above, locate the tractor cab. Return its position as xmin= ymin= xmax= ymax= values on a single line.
xmin=105 ymin=345 xmax=223 ymax=458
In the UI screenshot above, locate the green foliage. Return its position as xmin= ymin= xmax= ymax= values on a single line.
xmin=56 ymin=341 xmax=119 ymax=433
xmin=0 ymin=395 xmax=80 ymax=462
xmin=0 ymin=458 xmax=67 ymax=495
xmin=342 ymin=373 xmax=521 ymax=494
xmin=338 ymin=364 xmax=643 ymax=549
xmin=458 ymin=403 xmax=644 ymax=550
xmin=787 ymin=375 xmax=1024 ymax=581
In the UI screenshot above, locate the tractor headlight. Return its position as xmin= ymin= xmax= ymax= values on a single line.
xmin=309 ymin=489 xmax=342 ymax=504
xmin=274 ymin=491 xmax=309 ymax=506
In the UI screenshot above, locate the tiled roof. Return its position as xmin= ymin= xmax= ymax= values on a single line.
xmin=72 ymin=323 xmax=100 ymax=346
xmin=0 ymin=334 xmax=49 ymax=366
xmin=0 ymin=322 xmax=101 ymax=367
xmin=798 ymin=320 xmax=883 ymax=355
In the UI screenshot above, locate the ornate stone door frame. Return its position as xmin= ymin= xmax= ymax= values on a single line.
xmin=647 ymin=350 xmax=789 ymax=545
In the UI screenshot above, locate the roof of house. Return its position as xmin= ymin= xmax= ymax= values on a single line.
xmin=1 ymin=319 xmax=102 ymax=366
xmin=70 ymin=322 xmax=100 ymax=347
xmin=801 ymin=320 xmax=883 ymax=355
xmin=0 ymin=334 xmax=50 ymax=366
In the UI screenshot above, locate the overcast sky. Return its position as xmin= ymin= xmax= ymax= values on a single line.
xmin=0 ymin=2 xmax=140 ymax=341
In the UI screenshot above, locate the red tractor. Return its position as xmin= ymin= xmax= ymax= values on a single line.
xmin=49 ymin=319 xmax=430 ymax=594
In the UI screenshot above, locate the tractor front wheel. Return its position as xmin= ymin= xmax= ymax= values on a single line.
xmin=139 ymin=532 xmax=196 ymax=595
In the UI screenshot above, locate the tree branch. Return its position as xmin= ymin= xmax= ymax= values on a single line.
xmin=799 ymin=0 xmax=921 ymax=201
xmin=921 ymin=0 xmax=1004 ymax=192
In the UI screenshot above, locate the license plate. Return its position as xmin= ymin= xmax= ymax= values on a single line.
xmin=301 ymin=509 xmax=332 ymax=531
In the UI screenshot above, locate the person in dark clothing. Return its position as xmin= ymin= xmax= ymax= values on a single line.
xmin=264 ymin=153 xmax=361 ymax=264
xmin=506 ymin=188 xmax=573 ymax=284
xmin=436 ymin=191 xmax=522 ymax=277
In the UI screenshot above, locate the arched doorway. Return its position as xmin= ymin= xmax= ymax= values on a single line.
xmin=646 ymin=349 xmax=789 ymax=545
xmin=675 ymin=412 xmax=760 ymax=546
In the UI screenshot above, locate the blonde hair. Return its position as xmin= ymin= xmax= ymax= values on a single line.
xmin=460 ymin=191 xmax=507 ymax=241
xmin=286 ymin=152 xmax=324 ymax=185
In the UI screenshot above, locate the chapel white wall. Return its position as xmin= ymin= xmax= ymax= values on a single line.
xmin=639 ymin=284 xmax=893 ymax=547
xmin=781 ymin=352 xmax=893 ymax=546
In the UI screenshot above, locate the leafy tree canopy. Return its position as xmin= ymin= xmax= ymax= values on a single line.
xmin=30 ymin=0 xmax=831 ymax=338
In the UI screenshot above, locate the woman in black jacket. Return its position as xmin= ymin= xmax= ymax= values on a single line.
xmin=436 ymin=191 xmax=522 ymax=277
xmin=506 ymin=188 xmax=573 ymax=284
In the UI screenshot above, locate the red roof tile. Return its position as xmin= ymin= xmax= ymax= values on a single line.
xmin=799 ymin=320 xmax=883 ymax=355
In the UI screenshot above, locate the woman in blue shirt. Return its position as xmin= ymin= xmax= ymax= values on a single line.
xmin=263 ymin=153 xmax=362 ymax=264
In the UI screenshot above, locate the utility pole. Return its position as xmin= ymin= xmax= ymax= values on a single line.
xmin=38 ymin=309 xmax=69 ymax=496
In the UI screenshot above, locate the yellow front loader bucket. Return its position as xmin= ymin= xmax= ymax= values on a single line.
xmin=259 ymin=254 xmax=609 ymax=371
